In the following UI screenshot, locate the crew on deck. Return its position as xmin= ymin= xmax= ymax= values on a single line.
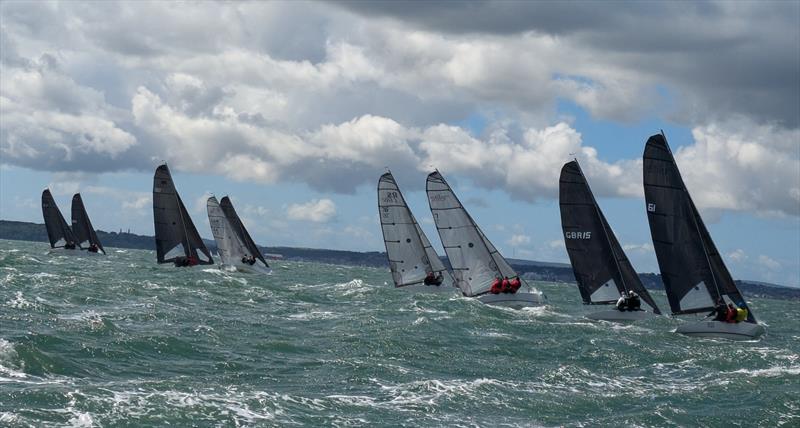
xmin=616 ymin=290 xmax=642 ymax=311
xmin=64 ymin=241 xmax=76 ymax=250
xmin=424 ymin=271 xmax=443 ymax=286
xmin=710 ymin=299 xmax=727 ymax=321
xmin=509 ymin=276 xmax=522 ymax=293
xmin=174 ymin=255 xmax=199 ymax=267
xmin=241 ymin=255 xmax=257 ymax=265
xmin=88 ymin=243 xmax=99 ymax=253
xmin=490 ymin=277 xmax=502 ymax=294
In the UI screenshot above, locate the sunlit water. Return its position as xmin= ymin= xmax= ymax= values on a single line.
xmin=0 ymin=239 xmax=797 ymax=427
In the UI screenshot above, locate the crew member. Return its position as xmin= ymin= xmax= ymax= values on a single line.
xmin=628 ymin=291 xmax=641 ymax=311
xmin=616 ymin=291 xmax=629 ymax=311
xmin=490 ymin=277 xmax=502 ymax=294
xmin=735 ymin=304 xmax=748 ymax=323
xmin=725 ymin=303 xmax=737 ymax=323
xmin=424 ymin=271 xmax=436 ymax=286
xmin=509 ymin=277 xmax=522 ymax=293
xmin=88 ymin=243 xmax=99 ymax=253
xmin=710 ymin=299 xmax=727 ymax=321
xmin=64 ymin=241 xmax=76 ymax=250
xmin=501 ymin=276 xmax=511 ymax=294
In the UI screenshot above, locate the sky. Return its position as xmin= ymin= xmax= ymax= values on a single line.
xmin=0 ymin=1 xmax=798 ymax=287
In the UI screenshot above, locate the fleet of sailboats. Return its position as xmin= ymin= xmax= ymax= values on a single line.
xmin=32 ymin=133 xmax=770 ymax=339
xmin=378 ymin=171 xmax=454 ymax=292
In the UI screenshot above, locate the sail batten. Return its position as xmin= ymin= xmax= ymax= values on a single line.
xmin=152 ymin=164 xmax=213 ymax=265
xmin=426 ymin=171 xmax=524 ymax=297
xmin=41 ymin=189 xmax=78 ymax=249
xmin=643 ymin=134 xmax=755 ymax=322
xmin=559 ymin=161 xmax=661 ymax=314
xmin=378 ymin=172 xmax=452 ymax=288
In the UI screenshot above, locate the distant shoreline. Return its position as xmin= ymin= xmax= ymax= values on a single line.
xmin=2 ymin=219 xmax=798 ymax=300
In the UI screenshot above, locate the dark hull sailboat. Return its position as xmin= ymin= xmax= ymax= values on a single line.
xmin=559 ymin=160 xmax=661 ymax=321
xmin=377 ymin=171 xmax=454 ymax=292
xmin=42 ymin=189 xmax=80 ymax=252
xmin=153 ymin=164 xmax=214 ymax=267
xmin=426 ymin=171 xmax=546 ymax=308
xmin=71 ymin=193 xmax=105 ymax=255
xmin=643 ymin=133 xmax=764 ymax=339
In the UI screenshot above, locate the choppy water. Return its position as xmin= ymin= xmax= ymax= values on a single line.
xmin=0 ymin=239 xmax=798 ymax=427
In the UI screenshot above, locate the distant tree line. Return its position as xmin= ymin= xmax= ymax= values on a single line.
xmin=1 ymin=220 xmax=797 ymax=300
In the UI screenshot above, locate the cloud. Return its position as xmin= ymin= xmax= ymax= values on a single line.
xmin=727 ymin=249 xmax=747 ymax=263
xmin=508 ymin=234 xmax=531 ymax=247
xmin=286 ymin=198 xmax=337 ymax=223
xmin=757 ymin=255 xmax=781 ymax=270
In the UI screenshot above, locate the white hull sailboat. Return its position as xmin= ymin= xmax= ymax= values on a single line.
xmin=643 ymin=132 xmax=765 ymax=340
xmin=207 ymin=196 xmax=271 ymax=275
xmin=559 ymin=160 xmax=662 ymax=322
xmin=426 ymin=171 xmax=547 ymax=309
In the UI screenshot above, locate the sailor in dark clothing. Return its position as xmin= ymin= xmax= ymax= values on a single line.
xmin=434 ymin=272 xmax=443 ymax=286
xmin=88 ymin=243 xmax=99 ymax=253
xmin=710 ymin=299 xmax=727 ymax=321
xmin=64 ymin=241 xmax=76 ymax=250
xmin=174 ymin=256 xmax=189 ymax=267
xmin=424 ymin=271 xmax=436 ymax=286
xmin=628 ymin=291 xmax=641 ymax=311
xmin=247 ymin=255 xmax=256 ymax=265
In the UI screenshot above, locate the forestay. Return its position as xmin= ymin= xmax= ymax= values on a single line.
xmin=426 ymin=171 xmax=518 ymax=296
xmin=559 ymin=160 xmax=660 ymax=313
xmin=219 ymin=196 xmax=269 ymax=268
xmin=643 ymin=134 xmax=755 ymax=322
xmin=71 ymin=193 xmax=106 ymax=254
xmin=41 ymin=189 xmax=79 ymax=249
xmin=152 ymin=164 xmax=214 ymax=265
xmin=378 ymin=172 xmax=451 ymax=287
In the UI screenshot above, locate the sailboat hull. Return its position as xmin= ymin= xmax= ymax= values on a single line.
xmin=222 ymin=262 xmax=271 ymax=275
xmin=397 ymin=284 xmax=456 ymax=293
xmin=47 ymin=248 xmax=102 ymax=256
xmin=586 ymin=309 xmax=656 ymax=322
xmin=477 ymin=292 xmax=546 ymax=309
xmin=676 ymin=320 xmax=765 ymax=340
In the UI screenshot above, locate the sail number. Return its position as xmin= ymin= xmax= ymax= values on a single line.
xmin=647 ymin=203 xmax=656 ymax=212
xmin=565 ymin=231 xmax=592 ymax=239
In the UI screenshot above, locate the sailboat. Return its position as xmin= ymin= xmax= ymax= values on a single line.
xmin=559 ymin=160 xmax=661 ymax=321
xmin=426 ymin=171 xmax=547 ymax=309
xmin=41 ymin=189 xmax=80 ymax=252
xmin=152 ymin=164 xmax=214 ymax=267
xmin=643 ymin=133 xmax=765 ymax=340
xmin=378 ymin=171 xmax=454 ymax=292
xmin=207 ymin=196 xmax=271 ymax=274
xmin=71 ymin=193 xmax=105 ymax=255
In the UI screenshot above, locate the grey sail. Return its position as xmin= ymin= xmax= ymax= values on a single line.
xmin=643 ymin=133 xmax=754 ymax=322
xmin=426 ymin=171 xmax=520 ymax=296
xmin=219 ymin=196 xmax=268 ymax=268
xmin=41 ymin=189 xmax=78 ymax=249
xmin=71 ymin=193 xmax=105 ymax=254
xmin=152 ymin=164 xmax=213 ymax=265
xmin=559 ymin=160 xmax=660 ymax=314
xmin=207 ymin=196 xmax=248 ymax=266
xmin=378 ymin=172 xmax=452 ymax=287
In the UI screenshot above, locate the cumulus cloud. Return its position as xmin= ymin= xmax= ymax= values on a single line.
xmin=0 ymin=1 xmax=797 ymax=220
xmin=286 ymin=198 xmax=337 ymax=223
xmin=508 ymin=234 xmax=531 ymax=247
xmin=757 ymin=255 xmax=781 ymax=270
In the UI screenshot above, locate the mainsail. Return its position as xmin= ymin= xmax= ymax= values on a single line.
xmin=41 ymin=189 xmax=79 ymax=249
xmin=426 ymin=171 xmax=520 ymax=296
xmin=71 ymin=193 xmax=106 ymax=254
xmin=643 ymin=133 xmax=755 ymax=322
xmin=559 ymin=160 xmax=660 ymax=313
xmin=219 ymin=196 xmax=268 ymax=268
xmin=378 ymin=172 xmax=451 ymax=287
xmin=152 ymin=164 xmax=214 ymax=265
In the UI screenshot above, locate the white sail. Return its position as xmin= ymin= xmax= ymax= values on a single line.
xmin=426 ymin=171 xmax=520 ymax=296
xmin=378 ymin=172 xmax=452 ymax=287
xmin=207 ymin=196 xmax=249 ymax=266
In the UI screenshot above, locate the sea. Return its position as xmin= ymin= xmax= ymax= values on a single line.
xmin=0 ymin=239 xmax=798 ymax=427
